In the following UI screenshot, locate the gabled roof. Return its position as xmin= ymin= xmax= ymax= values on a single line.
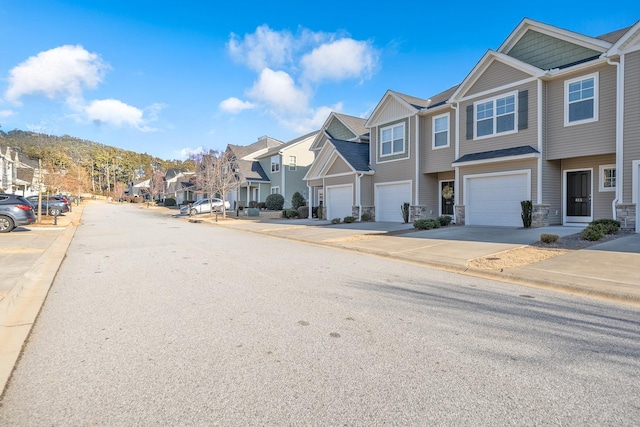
xmin=237 ymin=159 xmax=269 ymax=182
xmin=365 ymin=90 xmax=431 ymax=128
xmin=417 ymin=85 xmax=460 ymax=114
xmin=164 ymin=168 xmax=183 ymax=180
xmin=330 ymin=139 xmax=371 ymax=172
xmin=310 ymin=112 xmax=368 ymax=152
xmin=227 ymin=135 xmax=284 ymax=161
xmin=257 ymin=130 xmax=319 ymax=159
xmin=609 ymin=20 xmax=640 ymax=54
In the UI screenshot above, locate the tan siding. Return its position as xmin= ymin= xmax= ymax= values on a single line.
xmin=324 ymin=176 xmax=356 ymax=198
xmin=371 ymin=97 xmax=415 ymax=125
xmin=418 ymin=173 xmax=439 ymax=219
xmin=459 ymin=81 xmax=539 ymax=156
xmin=361 ymin=175 xmax=374 ymax=206
xmin=326 ymin=156 xmax=352 ymax=175
xmin=541 ymin=159 xmax=562 ymax=225
xmin=438 ymin=171 xmax=455 ymax=181
xmin=623 ymin=51 xmax=640 ymax=203
xmin=307 ymin=178 xmax=323 ymax=187
xmin=421 ymin=111 xmax=456 ymax=173
xmin=466 ymin=61 xmax=532 ymax=96
xmin=562 ymin=154 xmax=616 ymax=219
xmin=459 ymin=159 xmax=538 ymax=203
xmin=372 ymin=116 xmax=416 ymax=184
xmin=546 ymin=64 xmax=616 ymax=160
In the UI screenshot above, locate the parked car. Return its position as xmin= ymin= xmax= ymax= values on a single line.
xmin=180 ymin=198 xmax=231 ymax=215
xmin=0 ymin=193 xmax=36 ymax=232
xmin=26 ymin=195 xmax=70 ymax=216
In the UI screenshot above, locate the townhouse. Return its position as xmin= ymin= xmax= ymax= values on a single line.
xmin=305 ymin=18 xmax=640 ymax=232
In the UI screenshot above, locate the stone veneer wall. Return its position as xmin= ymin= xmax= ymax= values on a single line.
xmin=455 ymin=205 xmax=465 ymax=225
xmin=532 ymin=204 xmax=550 ymax=228
xmin=359 ymin=206 xmax=375 ymax=221
xmin=410 ymin=205 xmax=428 ymax=222
xmin=616 ymin=203 xmax=636 ymax=231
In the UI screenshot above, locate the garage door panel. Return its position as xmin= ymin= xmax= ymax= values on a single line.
xmin=467 ymin=174 xmax=528 ymax=226
xmin=327 ymin=186 xmax=352 ymax=219
xmin=376 ymin=183 xmax=412 ymax=222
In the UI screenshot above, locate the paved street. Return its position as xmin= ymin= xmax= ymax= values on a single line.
xmin=1 ymin=202 xmax=639 ymax=426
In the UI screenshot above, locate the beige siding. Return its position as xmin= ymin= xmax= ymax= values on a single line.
xmin=459 ymin=81 xmax=539 ymax=157
xmin=307 ymin=178 xmax=323 ymax=187
xmin=466 ymin=61 xmax=532 ymax=96
xmin=324 ymin=176 xmax=356 ymax=199
xmin=418 ymin=173 xmax=439 ymax=218
xmin=326 ymin=156 xmax=352 ymax=175
xmin=370 ymin=96 xmax=415 ymax=126
xmin=420 ymin=111 xmax=456 ymax=173
xmin=623 ymin=51 xmax=640 ymax=203
xmin=459 ymin=159 xmax=538 ymax=204
xmin=562 ymin=154 xmax=616 ymax=220
xmin=361 ymin=175 xmax=374 ymax=206
xmin=371 ymin=116 xmax=416 ymax=184
xmin=541 ymin=159 xmax=562 ymax=225
xmin=546 ymin=64 xmax=616 ymax=160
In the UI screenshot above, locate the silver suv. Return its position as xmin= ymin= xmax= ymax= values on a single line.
xmin=0 ymin=193 xmax=36 ymax=233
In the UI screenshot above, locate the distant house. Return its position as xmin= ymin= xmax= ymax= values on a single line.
xmin=0 ymin=145 xmax=39 ymax=196
xmin=164 ymin=169 xmax=195 ymax=205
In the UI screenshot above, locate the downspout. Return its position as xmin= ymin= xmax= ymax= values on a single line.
xmin=307 ymin=184 xmax=312 ymax=219
xmin=537 ymin=79 xmax=543 ymax=205
xmin=451 ymin=103 xmax=459 ymax=222
xmin=356 ymin=173 xmax=364 ymax=220
xmin=280 ymin=151 xmax=285 ymax=206
xmin=414 ymin=114 xmax=420 ymax=209
xmin=607 ymin=57 xmax=623 ymax=220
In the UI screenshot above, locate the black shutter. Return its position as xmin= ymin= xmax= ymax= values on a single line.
xmin=518 ymin=90 xmax=528 ymax=130
xmin=466 ymin=105 xmax=474 ymax=140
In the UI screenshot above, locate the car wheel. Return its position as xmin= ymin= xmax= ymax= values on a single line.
xmin=190 ymin=208 xmax=198 ymax=216
xmin=49 ymin=207 xmax=61 ymax=216
xmin=0 ymin=216 xmax=14 ymax=233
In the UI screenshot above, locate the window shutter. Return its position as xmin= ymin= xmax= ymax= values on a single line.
xmin=466 ymin=105 xmax=474 ymax=140
xmin=518 ymin=90 xmax=528 ymax=130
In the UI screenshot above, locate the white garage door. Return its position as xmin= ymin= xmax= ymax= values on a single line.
xmin=466 ymin=173 xmax=529 ymax=226
xmin=376 ymin=182 xmax=412 ymax=222
xmin=326 ymin=185 xmax=353 ymax=220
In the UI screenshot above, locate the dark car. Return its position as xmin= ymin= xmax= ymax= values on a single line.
xmin=26 ymin=195 xmax=70 ymax=216
xmin=0 ymin=193 xmax=36 ymax=233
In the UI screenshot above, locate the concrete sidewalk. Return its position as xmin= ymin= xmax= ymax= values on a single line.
xmin=199 ymin=214 xmax=640 ymax=307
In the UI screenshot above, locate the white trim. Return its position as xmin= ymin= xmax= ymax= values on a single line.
xmin=271 ymin=155 xmax=281 ymax=173
xmin=432 ymin=113 xmax=450 ymax=149
xmin=633 ymin=160 xmax=640 ymax=233
xmin=564 ymin=72 xmax=599 ymax=127
xmin=452 ymin=152 xmax=539 ymax=167
xmin=563 ymin=168 xmax=594 ymax=224
xmin=324 ymin=172 xmax=358 ymax=179
xmin=599 ymin=164 xmax=616 ymax=192
xmin=374 ymin=180 xmax=413 ymax=222
xmin=270 ymin=186 xmax=280 ymax=195
xmin=537 ymin=79 xmax=543 ymax=205
xmin=415 ymin=115 xmax=420 ymax=205
xmin=473 ymin=91 xmax=518 ymax=140
xmin=456 ymin=77 xmax=537 ymax=103
xmin=379 ymin=122 xmax=406 ymax=158
xmin=325 ymin=183 xmax=354 ymax=220
xmin=462 ymin=169 xmax=531 ymax=206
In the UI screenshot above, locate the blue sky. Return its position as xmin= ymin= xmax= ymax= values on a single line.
xmin=0 ymin=1 xmax=638 ymax=160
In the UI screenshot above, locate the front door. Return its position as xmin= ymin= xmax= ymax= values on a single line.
xmin=566 ymin=170 xmax=591 ymax=221
xmin=440 ymin=181 xmax=454 ymax=216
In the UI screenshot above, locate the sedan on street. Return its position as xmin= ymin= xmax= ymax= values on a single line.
xmin=0 ymin=193 xmax=36 ymax=232
xmin=26 ymin=195 xmax=70 ymax=217
xmin=180 ymin=198 xmax=231 ymax=215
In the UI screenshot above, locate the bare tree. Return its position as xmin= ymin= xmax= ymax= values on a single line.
xmin=194 ymin=149 xmax=240 ymax=217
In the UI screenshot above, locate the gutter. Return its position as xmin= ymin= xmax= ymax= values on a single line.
xmin=605 ymin=56 xmax=623 ymax=220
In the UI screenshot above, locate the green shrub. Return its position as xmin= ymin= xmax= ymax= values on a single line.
xmin=360 ymin=212 xmax=371 ymax=222
xmin=581 ymin=225 xmax=605 ymax=241
xmin=265 ymin=193 xmax=285 ymax=210
xmin=297 ymin=206 xmax=309 ymax=219
xmin=163 ymin=197 xmax=177 ymax=207
xmin=331 ymin=217 xmax=341 ymax=224
xmin=343 ymin=216 xmax=356 ymax=223
xmin=291 ymin=192 xmax=306 ymax=210
xmin=438 ymin=215 xmax=452 ymax=226
xmin=249 ymin=200 xmax=259 ymax=208
xmin=282 ymin=208 xmax=299 ymax=219
xmin=590 ymin=218 xmax=620 ymax=234
xmin=540 ymin=233 xmax=559 ymax=244
xmin=413 ymin=219 xmax=440 ymax=230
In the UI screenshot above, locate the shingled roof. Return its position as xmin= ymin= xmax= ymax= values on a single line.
xmin=330 ymin=139 xmax=371 ymax=172
xmin=453 ymin=145 xmax=539 ymax=164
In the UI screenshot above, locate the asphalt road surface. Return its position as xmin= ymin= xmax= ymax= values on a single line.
xmin=1 ymin=203 xmax=639 ymax=426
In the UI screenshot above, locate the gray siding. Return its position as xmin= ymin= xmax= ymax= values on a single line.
xmin=459 ymin=81 xmax=538 ymax=157
xmin=541 ymin=159 xmax=562 ymax=225
xmin=371 ymin=116 xmax=416 ymax=185
xmin=418 ymin=173 xmax=439 ymax=219
xmin=623 ymin=51 xmax=640 ymax=203
xmin=370 ymin=96 xmax=415 ymax=125
xmin=562 ymin=154 xmax=616 ymax=219
xmin=467 ymin=61 xmax=532 ymax=96
xmin=327 ymin=118 xmax=357 ymax=141
xmin=546 ymin=64 xmax=616 ymax=160
xmin=361 ymin=175 xmax=374 ymax=206
xmin=421 ymin=111 xmax=456 ymax=173
xmin=507 ymin=30 xmax=601 ymax=70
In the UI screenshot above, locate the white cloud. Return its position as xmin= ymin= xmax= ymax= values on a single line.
xmin=84 ymin=99 xmax=150 ymax=130
xmin=279 ymin=103 xmax=342 ymax=134
xmin=219 ymin=97 xmax=255 ymax=114
xmin=178 ymin=147 xmax=205 ymax=159
xmin=301 ymin=38 xmax=378 ymax=82
xmin=246 ymin=68 xmax=309 ymax=114
xmin=227 ymin=25 xmax=294 ymax=72
xmin=5 ymin=45 xmax=109 ymax=104
xmin=0 ymin=110 xmax=15 ymax=118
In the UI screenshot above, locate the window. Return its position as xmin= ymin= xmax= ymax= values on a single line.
xmin=565 ymin=73 xmax=598 ymax=125
xmin=271 ymin=186 xmax=279 ymax=194
xmin=289 ymin=156 xmax=297 ymax=171
xmin=271 ymin=155 xmax=280 ymax=173
xmin=380 ymin=123 xmax=405 ymax=156
xmin=432 ymin=114 xmax=449 ymax=148
xmin=475 ymin=93 xmax=516 ymax=138
xmin=599 ymin=165 xmax=616 ymax=192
